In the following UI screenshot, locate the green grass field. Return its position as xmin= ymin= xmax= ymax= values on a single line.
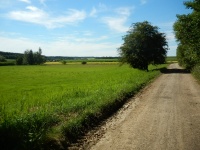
xmin=166 ymin=56 xmax=177 ymax=62
xmin=0 ymin=63 xmax=167 ymax=149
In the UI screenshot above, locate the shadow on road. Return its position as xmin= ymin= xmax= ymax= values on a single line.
xmin=159 ymin=67 xmax=190 ymax=74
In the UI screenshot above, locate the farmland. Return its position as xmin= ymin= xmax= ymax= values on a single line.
xmin=0 ymin=63 xmax=167 ymax=149
xmin=166 ymin=56 xmax=177 ymax=62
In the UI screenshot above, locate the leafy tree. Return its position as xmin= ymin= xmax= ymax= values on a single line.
xmin=174 ymin=0 xmax=200 ymax=70
xmin=33 ymin=48 xmax=46 ymax=65
xmin=23 ymin=50 xmax=34 ymax=65
xmin=0 ymin=55 xmax=6 ymax=62
xmin=118 ymin=21 xmax=168 ymax=71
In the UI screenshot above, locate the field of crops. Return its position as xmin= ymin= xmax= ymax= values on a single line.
xmin=0 ymin=63 xmax=167 ymax=149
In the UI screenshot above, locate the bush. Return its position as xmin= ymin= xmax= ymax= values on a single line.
xmin=81 ymin=61 xmax=87 ymax=65
xmin=61 ymin=60 xmax=67 ymax=65
xmin=192 ymin=65 xmax=200 ymax=81
xmin=0 ymin=62 xmax=15 ymax=66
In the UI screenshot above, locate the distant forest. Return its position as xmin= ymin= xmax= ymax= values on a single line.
xmin=0 ymin=51 xmax=119 ymax=61
xmin=0 ymin=51 xmax=23 ymax=59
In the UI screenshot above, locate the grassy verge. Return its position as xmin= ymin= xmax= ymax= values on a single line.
xmin=0 ymin=64 xmax=167 ymax=149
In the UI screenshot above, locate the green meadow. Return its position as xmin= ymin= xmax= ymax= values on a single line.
xmin=166 ymin=56 xmax=177 ymax=62
xmin=0 ymin=63 xmax=167 ymax=149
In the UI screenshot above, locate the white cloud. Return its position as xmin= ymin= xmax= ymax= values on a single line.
xmin=39 ymin=0 xmax=46 ymax=6
xmin=167 ymin=45 xmax=177 ymax=56
xmin=166 ymin=32 xmax=175 ymax=42
xmin=7 ymin=6 xmax=86 ymax=29
xmin=0 ymin=1 xmax=14 ymax=9
xmin=140 ymin=0 xmax=147 ymax=5
xmin=102 ymin=7 xmax=133 ymax=33
xmin=159 ymin=25 xmax=177 ymax=56
xmin=0 ymin=35 xmax=119 ymax=56
xmin=89 ymin=7 xmax=97 ymax=17
xmin=26 ymin=6 xmax=38 ymax=11
xmin=98 ymin=3 xmax=108 ymax=12
xmin=115 ymin=7 xmax=132 ymax=16
xmin=73 ymin=36 xmax=108 ymax=43
xmin=0 ymin=36 xmax=41 ymax=53
xmin=19 ymin=0 xmax=31 ymax=4
xmin=82 ymin=31 xmax=94 ymax=36
xmin=164 ymin=30 xmax=177 ymax=56
xmin=103 ymin=17 xmax=129 ymax=33
xmin=158 ymin=22 xmax=176 ymax=43
xmin=48 ymin=40 xmax=119 ymax=56
xmin=89 ymin=3 xmax=108 ymax=17
xmin=159 ymin=22 xmax=174 ymax=28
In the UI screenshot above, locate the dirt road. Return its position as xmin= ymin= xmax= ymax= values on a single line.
xmin=89 ymin=63 xmax=200 ymax=150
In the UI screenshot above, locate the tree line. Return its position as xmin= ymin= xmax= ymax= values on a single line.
xmin=16 ymin=48 xmax=46 ymax=65
xmin=0 ymin=51 xmax=23 ymax=60
xmin=173 ymin=0 xmax=200 ymax=70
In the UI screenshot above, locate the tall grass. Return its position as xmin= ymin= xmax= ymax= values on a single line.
xmin=0 ymin=64 xmax=166 ymax=149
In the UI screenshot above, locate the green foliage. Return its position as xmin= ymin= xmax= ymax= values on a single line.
xmin=0 ymin=51 xmax=23 ymax=59
xmin=17 ymin=48 xmax=46 ymax=65
xmin=0 ymin=64 xmax=167 ymax=149
xmin=16 ymin=56 xmax=23 ymax=65
xmin=34 ymin=48 xmax=46 ymax=65
xmin=192 ymin=64 xmax=200 ymax=81
xmin=81 ymin=61 xmax=87 ymax=65
xmin=0 ymin=62 xmax=15 ymax=66
xmin=0 ymin=55 xmax=6 ymax=62
xmin=119 ymin=21 xmax=168 ymax=71
xmin=0 ymin=113 xmax=58 ymax=149
xmin=23 ymin=50 xmax=34 ymax=65
xmin=61 ymin=60 xmax=67 ymax=65
xmin=174 ymin=0 xmax=200 ymax=70
xmin=184 ymin=0 xmax=200 ymax=11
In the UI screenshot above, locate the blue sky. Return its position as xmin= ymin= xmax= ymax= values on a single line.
xmin=0 ymin=0 xmax=191 ymax=56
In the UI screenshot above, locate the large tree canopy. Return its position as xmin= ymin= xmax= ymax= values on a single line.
xmin=173 ymin=0 xmax=200 ymax=70
xmin=118 ymin=21 xmax=168 ymax=71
